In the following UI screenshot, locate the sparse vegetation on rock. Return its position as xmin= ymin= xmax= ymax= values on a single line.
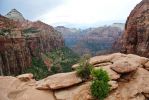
xmin=76 ymin=54 xmax=93 ymax=80
xmin=91 ymin=69 xmax=110 ymax=100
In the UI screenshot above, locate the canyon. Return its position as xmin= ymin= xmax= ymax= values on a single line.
xmin=0 ymin=0 xmax=149 ymax=99
xmin=0 ymin=9 xmax=64 ymax=75
xmin=55 ymin=24 xmax=124 ymax=55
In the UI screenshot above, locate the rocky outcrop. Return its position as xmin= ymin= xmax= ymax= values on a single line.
xmin=0 ymin=53 xmax=149 ymax=100
xmin=119 ymin=0 xmax=149 ymax=57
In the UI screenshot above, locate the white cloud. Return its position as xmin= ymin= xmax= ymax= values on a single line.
xmin=36 ymin=0 xmax=142 ymax=27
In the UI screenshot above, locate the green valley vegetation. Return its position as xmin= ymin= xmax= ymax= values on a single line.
xmin=46 ymin=47 xmax=80 ymax=74
xmin=24 ymin=57 xmax=49 ymax=80
xmin=24 ymin=47 xmax=80 ymax=80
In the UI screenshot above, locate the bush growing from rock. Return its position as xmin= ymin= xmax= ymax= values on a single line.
xmin=91 ymin=69 xmax=110 ymax=100
xmin=76 ymin=54 xmax=93 ymax=80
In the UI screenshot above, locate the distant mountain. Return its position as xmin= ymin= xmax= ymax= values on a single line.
xmin=55 ymin=25 xmax=124 ymax=56
xmin=5 ymin=9 xmax=25 ymax=21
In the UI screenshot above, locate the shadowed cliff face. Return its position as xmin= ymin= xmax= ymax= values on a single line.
xmin=120 ymin=0 xmax=149 ymax=57
xmin=0 ymin=13 xmax=64 ymax=75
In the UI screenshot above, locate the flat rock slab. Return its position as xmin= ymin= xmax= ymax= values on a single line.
xmin=36 ymin=71 xmax=82 ymax=90
xmin=55 ymin=82 xmax=92 ymax=100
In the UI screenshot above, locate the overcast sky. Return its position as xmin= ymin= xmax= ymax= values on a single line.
xmin=0 ymin=0 xmax=142 ymax=28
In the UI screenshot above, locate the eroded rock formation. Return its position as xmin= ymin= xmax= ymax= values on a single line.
xmin=0 ymin=10 xmax=64 ymax=75
xmin=119 ymin=0 xmax=149 ymax=57
xmin=0 ymin=53 xmax=149 ymax=100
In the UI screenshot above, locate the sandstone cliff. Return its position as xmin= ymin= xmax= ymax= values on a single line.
xmin=0 ymin=53 xmax=149 ymax=100
xmin=0 ymin=9 xmax=64 ymax=75
xmin=120 ymin=0 xmax=149 ymax=57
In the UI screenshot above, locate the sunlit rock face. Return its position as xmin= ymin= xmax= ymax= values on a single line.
xmin=5 ymin=9 xmax=25 ymax=21
xmin=119 ymin=0 xmax=149 ymax=58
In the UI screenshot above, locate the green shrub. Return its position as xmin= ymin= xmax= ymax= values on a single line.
xmin=91 ymin=80 xmax=110 ymax=100
xmin=91 ymin=69 xmax=110 ymax=100
xmin=91 ymin=68 xmax=110 ymax=82
xmin=76 ymin=54 xmax=93 ymax=80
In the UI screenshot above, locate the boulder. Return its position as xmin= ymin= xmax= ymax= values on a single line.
xmin=111 ymin=60 xmax=138 ymax=73
xmin=36 ymin=71 xmax=82 ymax=90
xmin=54 ymin=82 xmax=92 ymax=100
xmin=17 ymin=73 xmax=33 ymax=81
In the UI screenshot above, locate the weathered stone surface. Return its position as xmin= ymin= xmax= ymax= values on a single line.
xmin=119 ymin=0 xmax=149 ymax=58
xmin=55 ymin=82 xmax=92 ymax=100
xmin=105 ymin=68 xmax=149 ymax=100
xmin=17 ymin=73 xmax=33 ymax=81
xmin=144 ymin=61 xmax=149 ymax=70
xmin=95 ymin=65 xmax=120 ymax=80
xmin=89 ymin=54 xmax=113 ymax=65
xmin=108 ymin=81 xmax=118 ymax=90
xmin=93 ymin=62 xmax=112 ymax=67
xmin=111 ymin=60 xmax=138 ymax=73
xmin=0 ymin=76 xmax=55 ymax=100
xmin=36 ymin=71 xmax=82 ymax=90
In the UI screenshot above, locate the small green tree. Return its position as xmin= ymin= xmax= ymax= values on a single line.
xmin=76 ymin=54 xmax=93 ymax=80
xmin=90 ymin=69 xmax=110 ymax=100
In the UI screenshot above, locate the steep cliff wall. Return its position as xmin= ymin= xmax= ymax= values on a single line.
xmin=120 ymin=0 xmax=149 ymax=57
xmin=0 ymin=37 xmax=31 ymax=75
xmin=0 ymin=11 xmax=64 ymax=75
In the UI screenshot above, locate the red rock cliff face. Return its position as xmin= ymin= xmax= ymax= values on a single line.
xmin=0 ymin=15 xmax=64 ymax=75
xmin=120 ymin=0 xmax=149 ymax=57
xmin=0 ymin=37 xmax=31 ymax=75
